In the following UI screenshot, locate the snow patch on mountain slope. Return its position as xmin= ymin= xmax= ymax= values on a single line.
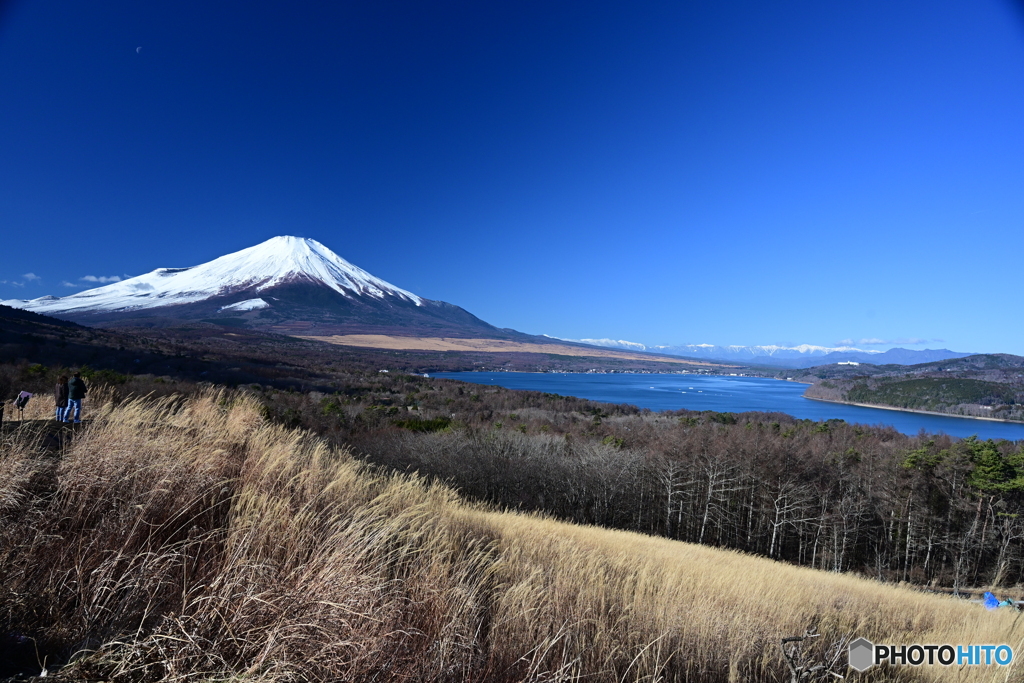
xmin=1 ymin=236 xmax=423 ymax=315
xmin=219 ymin=298 xmax=270 ymax=312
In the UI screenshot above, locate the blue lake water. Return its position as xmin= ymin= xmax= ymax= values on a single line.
xmin=432 ymin=372 xmax=1024 ymax=441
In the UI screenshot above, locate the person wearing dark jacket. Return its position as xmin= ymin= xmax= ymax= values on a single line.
xmin=67 ymin=371 xmax=88 ymax=423
xmin=55 ymin=375 xmax=69 ymax=422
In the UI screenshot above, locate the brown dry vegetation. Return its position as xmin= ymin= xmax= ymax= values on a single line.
xmin=9 ymin=363 xmax=1024 ymax=591
xmin=2 ymin=393 xmax=1023 ymax=682
xmin=299 ymin=334 xmax=720 ymax=366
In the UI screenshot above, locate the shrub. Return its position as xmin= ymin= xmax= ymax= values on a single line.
xmin=393 ymin=416 xmax=452 ymax=433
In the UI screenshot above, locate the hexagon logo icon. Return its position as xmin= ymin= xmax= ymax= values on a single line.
xmin=849 ymin=637 xmax=875 ymax=672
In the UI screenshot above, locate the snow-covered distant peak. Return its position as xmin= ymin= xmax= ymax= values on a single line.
xmin=1 ymin=236 xmax=423 ymax=315
xmin=774 ymin=343 xmax=881 ymax=355
xmin=651 ymin=343 xmax=881 ymax=357
xmin=542 ymin=337 xmax=889 ymax=357
xmin=729 ymin=343 xmax=881 ymax=356
xmin=545 ymin=336 xmax=648 ymax=352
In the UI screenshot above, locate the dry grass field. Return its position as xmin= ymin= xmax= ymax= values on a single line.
xmin=297 ymin=334 xmax=721 ymax=366
xmin=2 ymin=392 xmax=1022 ymax=682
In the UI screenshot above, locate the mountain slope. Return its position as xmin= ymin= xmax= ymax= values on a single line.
xmin=1 ymin=236 xmax=510 ymax=338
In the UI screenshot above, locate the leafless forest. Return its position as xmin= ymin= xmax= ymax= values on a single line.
xmin=249 ymin=373 xmax=1024 ymax=591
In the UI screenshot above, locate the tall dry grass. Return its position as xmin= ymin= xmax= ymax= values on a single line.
xmin=2 ymin=392 xmax=1022 ymax=682
xmin=1 ymin=383 xmax=118 ymax=423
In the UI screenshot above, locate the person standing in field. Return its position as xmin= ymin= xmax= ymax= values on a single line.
xmin=55 ymin=375 xmax=69 ymax=422
xmin=66 ymin=371 xmax=88 ymax=423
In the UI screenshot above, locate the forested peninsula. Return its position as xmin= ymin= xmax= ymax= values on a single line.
xmin=790 ymin=353 xmax=1024 ymax=423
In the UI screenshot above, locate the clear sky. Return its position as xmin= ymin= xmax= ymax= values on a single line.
xmin=2 ymin=1 xmax=1023 ymax=353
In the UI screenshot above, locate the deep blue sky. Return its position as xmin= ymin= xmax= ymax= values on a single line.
xmin=2 ymin=1 xmax=1023 ymax=353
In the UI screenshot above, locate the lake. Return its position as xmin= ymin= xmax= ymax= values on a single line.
xmin=432 ymin=372 xmax=1024 ymax=441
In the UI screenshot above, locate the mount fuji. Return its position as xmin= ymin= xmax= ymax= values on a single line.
xmin=1 ymin=236 xmax=509 ymax=337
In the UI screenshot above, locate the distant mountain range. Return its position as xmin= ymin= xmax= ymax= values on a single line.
xmin=0 ymin=236 xmax=518 ymax=339
xmin=552 ymin=338 xmax=972 ymax=368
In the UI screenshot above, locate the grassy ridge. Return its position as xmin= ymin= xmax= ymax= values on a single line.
xmin=2 ymin=394 xmax=1022 ymax=681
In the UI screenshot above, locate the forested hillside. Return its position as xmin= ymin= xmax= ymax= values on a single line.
xmin=794 ymin=354 xmax=1024 ymax=421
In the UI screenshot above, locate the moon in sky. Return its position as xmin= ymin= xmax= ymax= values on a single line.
xmin=136 ymin=46 xmax=141 ymax=54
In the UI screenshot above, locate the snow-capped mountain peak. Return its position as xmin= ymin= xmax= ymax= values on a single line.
xmin=195 ymin=235 xmax=423 ymax=304
xmin=2 ymin=236 xmax=423 ymax=316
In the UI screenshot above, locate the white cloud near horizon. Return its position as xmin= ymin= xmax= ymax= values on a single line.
xmin=81 ymin=275 xmax=122 ymax=283
xmin=22 ymin=273 xmax=39 ymax=281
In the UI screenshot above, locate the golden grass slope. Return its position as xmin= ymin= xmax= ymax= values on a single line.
xmin=1 ymin=393 xmax=1021 ymax=682
xmin=298 ymin=333 xmax=723 ymax=365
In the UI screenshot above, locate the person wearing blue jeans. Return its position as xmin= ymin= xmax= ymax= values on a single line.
xmin=66 ymin=371 xmax=88 ymax=423
xmin=55 ymin=375 xmax=69 ymax=421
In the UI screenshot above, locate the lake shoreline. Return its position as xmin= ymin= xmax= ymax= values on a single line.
xmin=804 ymin=396 xmax=1024 ymax=425
xmin=434 ymin=371 xmax=1024 ymax=440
